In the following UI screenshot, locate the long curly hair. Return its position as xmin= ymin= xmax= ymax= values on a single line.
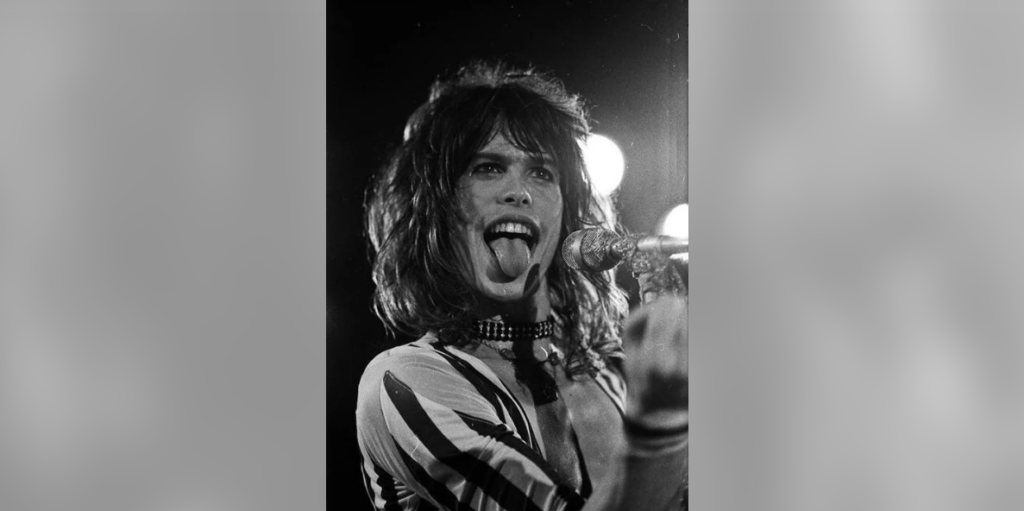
xmin=364 ymin=61 xmax=628 ymax=378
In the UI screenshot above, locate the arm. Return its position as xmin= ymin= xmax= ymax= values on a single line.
xmin=582 ymin=295 xmax=689 ymax=511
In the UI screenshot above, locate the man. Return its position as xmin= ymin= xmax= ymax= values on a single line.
xmin=358 ymin=61 xmax=687 ymax=511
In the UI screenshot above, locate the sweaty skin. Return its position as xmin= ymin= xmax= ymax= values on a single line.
xmin=456 ymin=130 xmax=563 ymax=310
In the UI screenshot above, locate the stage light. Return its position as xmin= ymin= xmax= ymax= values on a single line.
xmin=662 ymin=203 xmax=688 ymax=239
xmin=582 ymin=134 xmax=625 ymax=195
xmin=661 ymin=203 xmax=688 ymax=261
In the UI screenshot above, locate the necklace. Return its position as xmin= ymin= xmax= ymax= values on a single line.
xmin=478 ymin=339 xmax=564 ymax=365
xmin=474 ymin=317 xmax=554 ymax=342
xmin=472 ymin=317 xmax=561 ymax=404
xmin=477 ymin=340 xmax=563 ymax=405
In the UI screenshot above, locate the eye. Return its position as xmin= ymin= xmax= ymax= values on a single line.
xmin=531 ymin=167 xmax=556 ymax=182
xmin=470 ymin=162 xmax=503 ymax=176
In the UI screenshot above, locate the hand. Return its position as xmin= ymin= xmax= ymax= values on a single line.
xmin=622 ymin=294 xmax=688 ymax=426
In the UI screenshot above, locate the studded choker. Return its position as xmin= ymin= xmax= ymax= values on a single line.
xmin=474 ymin=317 xmax=554 ymax=342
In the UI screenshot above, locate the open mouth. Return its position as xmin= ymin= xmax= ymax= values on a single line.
xmin=482 ymin=219 xmax=539 ymax=278
xmin=483 ymin=220 xmax=538 ymax=250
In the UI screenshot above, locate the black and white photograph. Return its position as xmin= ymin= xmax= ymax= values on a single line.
xmin=329 ymin=1 xmax=689 ymax=509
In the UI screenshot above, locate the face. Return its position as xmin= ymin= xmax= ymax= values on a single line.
xmin=456 ymin=131 xmax=564 ymax=306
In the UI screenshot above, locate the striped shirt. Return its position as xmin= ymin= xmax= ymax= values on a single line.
xmin=356 ymin=335 xmax=627 ymax=511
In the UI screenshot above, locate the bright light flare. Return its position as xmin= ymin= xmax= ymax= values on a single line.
xmin=582 ymin=134 xmax=625 ymax=195
xmin=662 ymin=203 xmax=689 ymax=239
xmin=661 ymin=204 xmax=688 ymax=261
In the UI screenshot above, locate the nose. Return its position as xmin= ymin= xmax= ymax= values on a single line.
xmin=499 ymin=176 xmax=532 ymax=207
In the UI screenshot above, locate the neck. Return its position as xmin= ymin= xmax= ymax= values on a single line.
xmin=469 ymin=282 xmax=557 ymax=363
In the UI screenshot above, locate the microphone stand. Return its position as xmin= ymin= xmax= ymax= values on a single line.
xmin=614 ymin=234 xmax=687 ymax=304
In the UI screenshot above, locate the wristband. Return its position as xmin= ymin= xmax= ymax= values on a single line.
xmin=624 ymin=416 xmax=688 ymax=438
xmin=624 ymin=413 xmax=688 ymax=457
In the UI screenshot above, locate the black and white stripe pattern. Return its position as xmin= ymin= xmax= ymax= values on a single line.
xmin=356 ymin=337 xmax=624 ymax=511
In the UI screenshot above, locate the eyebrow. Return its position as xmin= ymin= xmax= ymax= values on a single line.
xmin=471 ymin=152 xmax=557 ymax=167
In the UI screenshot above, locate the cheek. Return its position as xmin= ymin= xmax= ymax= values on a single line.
xmin=548 ymin=195 xmax=564 ymax=233
xmin=455 ymin=196 xmax=480 ymax=235
xmin=457 ymin=183 xmax=489 ymax=217
xmin=456 ymin=184 xmax=471 ymax=214
xmin=542 ymin=200 xmax=565 ymax=258
xmin=451 ymin=190 xmax=478 ymax=261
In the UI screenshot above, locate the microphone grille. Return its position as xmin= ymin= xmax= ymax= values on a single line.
xmin=562 ymin=228 xmax=620 ymax=272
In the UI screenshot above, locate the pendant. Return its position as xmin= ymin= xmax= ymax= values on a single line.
xmin=533 ymin=344 xmax=549 ymax=362
xmin=513 ymin=357 xmax=559 ymax=405
xmin=534 ymin=344 xmax=562 ymax=365
xmin=531 ymin=377 xmax=559 ymax=405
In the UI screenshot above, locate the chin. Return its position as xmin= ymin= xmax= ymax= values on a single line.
xmin=474 ymin=264 xmax=544 ymax=302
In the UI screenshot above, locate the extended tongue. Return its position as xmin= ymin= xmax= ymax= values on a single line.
xmin=490 ymin=238 xmax=531 ymax=278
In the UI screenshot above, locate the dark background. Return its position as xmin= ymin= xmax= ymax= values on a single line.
xmin=329 ymin=0 xmax=687 ymax=506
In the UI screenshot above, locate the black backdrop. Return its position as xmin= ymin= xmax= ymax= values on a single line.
xmin=329 ymin=1 xmax=687 ymax=506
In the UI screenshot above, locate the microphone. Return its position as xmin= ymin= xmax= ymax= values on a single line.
xmin=562 ymin=228 xmax=688 ymax=272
